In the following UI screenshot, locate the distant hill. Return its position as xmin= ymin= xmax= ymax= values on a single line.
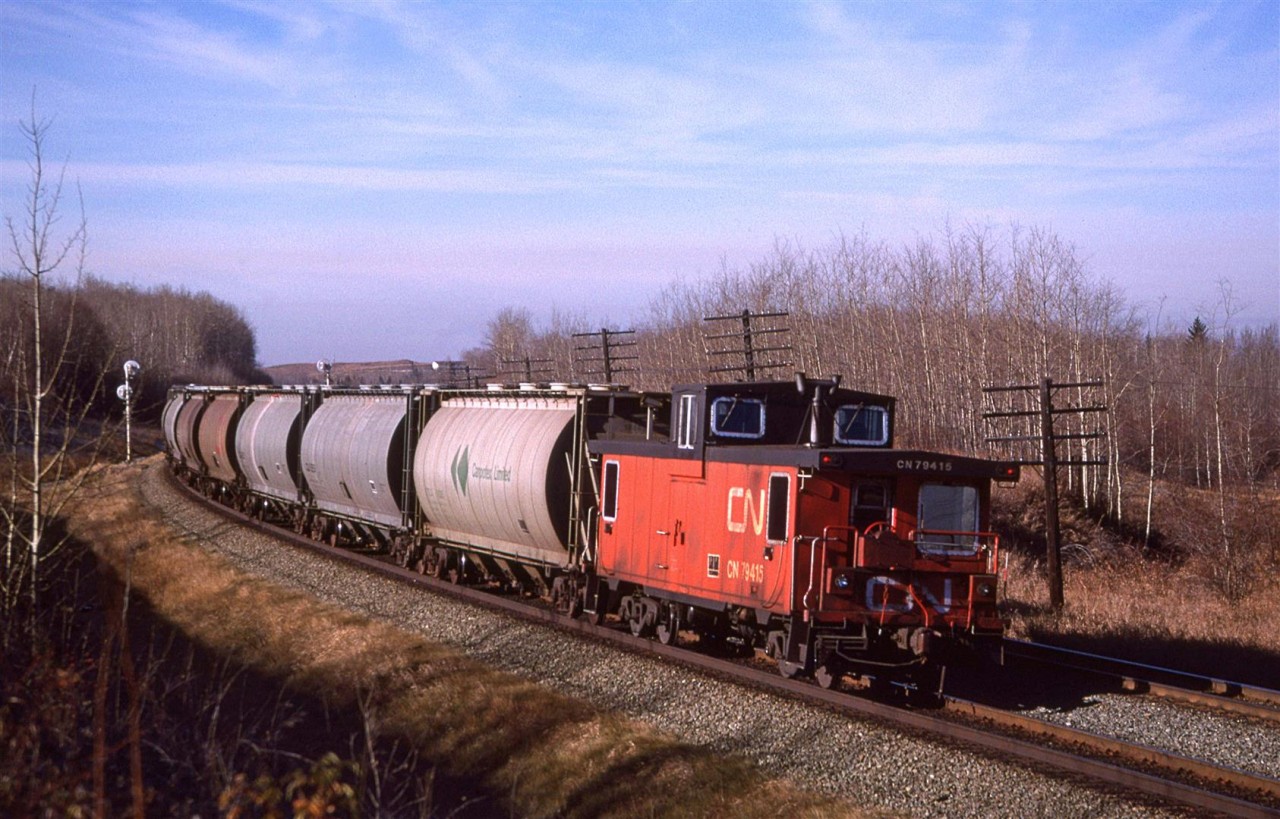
xmin=264 ymin=359 xmax=448 ymax=386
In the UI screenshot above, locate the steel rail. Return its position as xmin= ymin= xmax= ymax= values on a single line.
xmin=1005 ymin=638 xmax=1280 ymax=721
xmin=164 ymin=471 xmax=1280 ymax=818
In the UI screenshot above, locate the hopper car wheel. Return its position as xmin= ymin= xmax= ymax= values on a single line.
xmin=580 ymin=586 xmax=608 ymax=627
xmin=427 ymin=549 xmax=447 ymax=579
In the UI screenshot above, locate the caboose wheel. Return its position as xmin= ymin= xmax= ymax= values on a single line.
xmin=620 ymin=596 xmax=654 ymax=638
xmin=655 ymin=604 xmax=681 ymax=646
xmin=814 ymin=663 xmax=842 ymax=690
xmin=628 ymin=611 xmax=652 ymax=638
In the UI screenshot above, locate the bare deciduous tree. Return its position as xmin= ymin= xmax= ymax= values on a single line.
xmin=2 ymin=99 xmax=111 ymax=637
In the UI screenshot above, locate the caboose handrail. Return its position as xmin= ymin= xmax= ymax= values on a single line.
xmin=799 ymin=534 xmax=823 ymax=614
xmin=819 ymin=523 xmax=856 ymax=553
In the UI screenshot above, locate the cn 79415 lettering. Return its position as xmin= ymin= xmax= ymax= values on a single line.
xmin=590 ymin=377 xmax=1018 ymax=694
xmin=163 ymin=375 xmax=1018 ymax=696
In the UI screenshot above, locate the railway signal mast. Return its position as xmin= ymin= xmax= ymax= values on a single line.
xmin=983 ymin=377 xmax=1107 ymax=609
xmin=117 ymin=359 xmax=141 ymax=463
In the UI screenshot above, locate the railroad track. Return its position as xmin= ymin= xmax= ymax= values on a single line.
xmin=168 ymin=471 xmax=1280 ymax=818
xmin=1004 ymin=637 xmax=1280 ymax=723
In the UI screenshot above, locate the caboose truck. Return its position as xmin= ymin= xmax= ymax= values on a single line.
xmin=589 ymin=375 xmax=1019 ymax=694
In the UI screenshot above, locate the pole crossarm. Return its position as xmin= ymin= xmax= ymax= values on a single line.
xmin=981 ymin=374 xmax=1109 ymax=612
xmin=572 ymin=328 xmax=638 ymax=382
xmin=1050 ymin=405 xmax=1107 ymax=415
xmin=703 ymin=309 xmax=790 ymax=322
xmin=702 ymin=308 xmax=792 ymax=381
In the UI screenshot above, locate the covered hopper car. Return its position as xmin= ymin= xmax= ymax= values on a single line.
xmin=163 ymin=375 xmax=1018 ymax=693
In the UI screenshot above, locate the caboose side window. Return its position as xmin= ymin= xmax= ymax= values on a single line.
xmin=916 ymin=483 xmax=980 ymax=553
xmin=710 ymin=397 xmax=765 ymax=439
xmin=834 ymin=404 xmax=889 ymax=446
xmin=766 ymin=473 xmax=790 ymax=543
xmin=677 ymin=394 xmax=697 ymax=450
xmin=602 ymin=460 xmax=620 ymax=521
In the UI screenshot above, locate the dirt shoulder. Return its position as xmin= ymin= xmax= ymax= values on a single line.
xmin=68 ymin=459 xmax=872 ymax=818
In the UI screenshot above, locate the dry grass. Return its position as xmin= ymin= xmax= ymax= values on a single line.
xmin=66 ymin=460 xmax=873 ymax=818
xmin=1001 ymin=533 xmax=1280 ymax=685
xmin=992 ymin=469 xmax=1280 ymax=679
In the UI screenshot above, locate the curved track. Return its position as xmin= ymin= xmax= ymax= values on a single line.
xmin=168 ymin=470 xmax=1280 ymax=818
xmin=1004 ymin=638 xmax=1280 ymax=723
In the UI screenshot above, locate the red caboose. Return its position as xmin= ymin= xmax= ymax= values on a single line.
xmin=588 ymin=376 xmax=1018 ymax=692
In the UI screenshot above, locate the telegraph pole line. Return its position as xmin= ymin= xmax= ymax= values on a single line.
xmin=572 ymin=328 xmax=638 ymax=384
xmin=984 ymin=377 xmax=1107 ymax=610
xmin=703 ymin=309 xmax=791 ymax=380
xmin=500 ymin=355 xmax=554 ymax=383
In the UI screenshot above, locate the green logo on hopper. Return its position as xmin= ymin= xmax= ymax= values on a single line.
xmin=451 ymin=446 xmax=469 ymax=495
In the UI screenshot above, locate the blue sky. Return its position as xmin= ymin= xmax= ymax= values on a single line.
xmin=2 ymin=0 xmax=1276 ymax=366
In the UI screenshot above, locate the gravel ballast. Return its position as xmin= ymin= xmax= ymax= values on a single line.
xmin=138 ymin=462 xmax=1260 ymax=818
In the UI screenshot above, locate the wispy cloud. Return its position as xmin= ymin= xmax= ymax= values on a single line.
xmin=2 ymin=0 xmax=1274 ymax=362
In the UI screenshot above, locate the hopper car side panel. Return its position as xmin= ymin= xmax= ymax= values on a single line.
xmin=414 ymin=396 xmax=578 ymax=568
xmin=195 ymin=392 xmax=244 ymax=484
xmin=174 ymin=394 xmax=206 ymax=470
xmin=161 ymin=392 xmax=185 ymax=461
xmin=300 ymin=392 xmax=416 ymax=529
xmin=235 ymin=391 xmax=305 ymax=503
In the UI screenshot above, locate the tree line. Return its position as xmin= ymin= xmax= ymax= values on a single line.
xmin=0 ymin=274 xmax=266 ymax=425
xmin=469 ymin=225 xmax=1278 ymax=597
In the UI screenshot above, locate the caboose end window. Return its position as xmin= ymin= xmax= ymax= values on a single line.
xmin=916 ymin=483 xmax=980 ymax=554
xmin=834 ymin=404 xmax=889 ymax=446
xmin=711 ymin=397 xmax=765 ymax=439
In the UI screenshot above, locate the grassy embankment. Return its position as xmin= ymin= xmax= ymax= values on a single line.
xmin=995 ymin=479 xmax=1280 ymax=686
xmin=69 ymin=459 xmax=870 ymax=818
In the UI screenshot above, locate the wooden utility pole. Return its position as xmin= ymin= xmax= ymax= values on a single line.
xmin=984 ymin=377 xmax=1107 ymax=610
xmin=703 ymin=309 xmax=791 ymax=380
xmin=572 ymin=328 xmax=638 ymax=383
xmin=500 ymin=355 xmax=554 ymax=383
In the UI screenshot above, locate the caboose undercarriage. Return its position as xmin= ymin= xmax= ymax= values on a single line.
xmin=600 ymin=578 xmax=994 ymax=696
